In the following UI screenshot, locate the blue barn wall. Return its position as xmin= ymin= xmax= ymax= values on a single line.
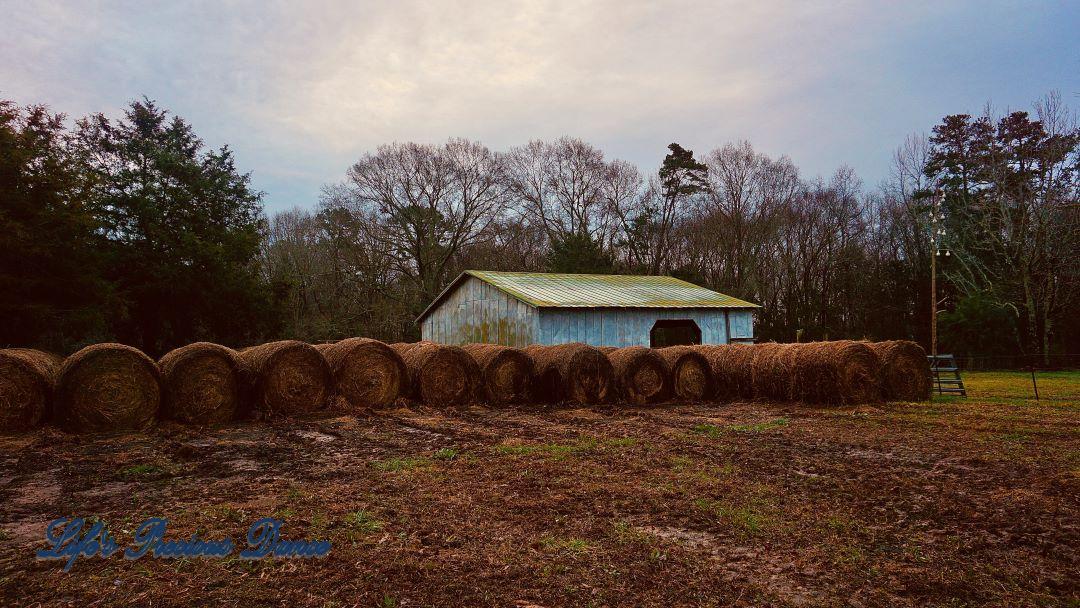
xmin=421 ymin=276 xmax=757 ymax=346
xmin=537 ymin=307 xmax=737 ymax=347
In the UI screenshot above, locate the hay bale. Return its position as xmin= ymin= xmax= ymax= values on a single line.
xmin=238 ymin=340 xmax=330 ymax=416
xmin=657 ymin=346 xmax=714 ymax=401
xmin=605 ymin=346 xmax=671 ymax=405
xmin=158 ymin=342 xmax=243 ymax=425
xmin=461 ymin=343 xmax=533 ymax=405
xmin=390 ymin=342 xmax=479 ymax=406
xmin=790 ymin=341 xmax=883 ymax=405
xmin=868 ymin=340 xmax=931 ymax=401
xmin=54 ymin=343 xmax=161 ymax=433
xmin=316 ymin=338 xmax=407 ymax=410
xmin=751 ymin=343 xmax=799 ymax=401
xmin=696 ymin=344 xmax=756 ymax=402
xmin=523 ymin=343 xmax=614 ymax=405
xmin=0 ymin=348 xmax=62 ymax=434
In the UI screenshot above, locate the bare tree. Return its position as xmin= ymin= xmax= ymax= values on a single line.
xmin=337 ymin=139 xmax=510 ymax=306
xmin=505 ymin=137 xmax=618 ymax=245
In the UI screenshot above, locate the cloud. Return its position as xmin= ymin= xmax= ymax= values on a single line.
xmin=2 ymin=1 xmax=1076 ymax=211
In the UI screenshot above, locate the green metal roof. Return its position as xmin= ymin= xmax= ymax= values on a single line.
xmin=419 ymin=270 xmax=759 ymax=321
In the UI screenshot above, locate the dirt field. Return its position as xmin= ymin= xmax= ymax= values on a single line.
xmin=1 ymin=371 xmax=1077 ymax=607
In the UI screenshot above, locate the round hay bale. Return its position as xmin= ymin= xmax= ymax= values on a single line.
xmin=55 ymin=343 xmax=161 ymax=433
xmin=390 ymin=342 xmax=479 ymax=406
xmin=238 ymin=340 xmax=330 ymax=416
xmin=523 ymin=343 xmax=614 ymax=405
xmin=658 ymin=346 xmax=714 ymax=401
xmin=751 ymin=343 xmax=799 ymax=402
xmin=693 ymin=344 xmax=755 ymax=402
xmin=868 ymin=340 xmax=931 ymax=401
xmin=158 ymin=342 xmax=242 ymax=425
xmin=0 ymin=348 xmax=62 ymax=434
xmin=605 ymin=346 xmax=671 ymax=405
xmin=461 ymin=343 xmax=533 ymax=405
xmin=316 ymin=338 xmax=407 ymax=410
xmin=791 ymin=341 xmax=883 ymax=405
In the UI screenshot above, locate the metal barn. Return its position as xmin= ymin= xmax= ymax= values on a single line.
xmin=417 ymin=271 xmax=758 ymax=347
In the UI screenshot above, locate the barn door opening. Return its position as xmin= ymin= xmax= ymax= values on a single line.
xmin=650 ymin=320 xmax=701 ymax=348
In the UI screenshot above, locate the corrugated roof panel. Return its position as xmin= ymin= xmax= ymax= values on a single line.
xmin=467 ymin=270 xmax=759 ymax=309
xmin=417 ymin=270 xmax=760 ymax=323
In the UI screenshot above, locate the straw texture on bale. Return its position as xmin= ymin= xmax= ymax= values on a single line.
xmin=790 ymin=341 xmax=883 ymax=405
xmin=524 ymin=343 xmax=614 ymax=405
xmin=316 ymin=338 xmax=407 ymax=410
xmin=55 ymin=343 xmax=161 ymax=433
xmin=238 ymin=340 xmax=330 ymax=416
xmin=605 ymin=346 xmax=671 ymax=405
xmin=390 ymin=342 xmax=479 ymax=406
xmin=697 ymin=344 xmax=756 ymax=402
xmin=657 ymin=346 xmax=714 ymax=401
xmin=158 ymin=342 xmax=242 ymax=425
xmin=461 ymin=343 xmax=533 ymax=405
xmin=751 ymin=343 xmax=800 ymax=401
xmin=868 ymin=340 xmax=931 ymax=401
xmin=0 ymin=349 xmax=62 ymax=434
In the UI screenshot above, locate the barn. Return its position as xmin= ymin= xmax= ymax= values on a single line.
xmin=417 ymin=270 xmax=758 ymax=347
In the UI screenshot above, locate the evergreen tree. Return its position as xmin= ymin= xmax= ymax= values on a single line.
xmin=0 ymin=101 xmax=109 ymax=351
xmin=72 ymin=98 xmax=272 ymax=354
xmin=546 ymin=232 xmax=614 ymax=274
xmin=650 ymin=143 xmax=708 ymax=274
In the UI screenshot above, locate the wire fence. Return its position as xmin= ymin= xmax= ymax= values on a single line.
xmin=943 ymin=353 xmax=1080 ymax=371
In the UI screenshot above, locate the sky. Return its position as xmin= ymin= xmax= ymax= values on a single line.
xmin=3 ymin=0 xmax=1077 ymax=214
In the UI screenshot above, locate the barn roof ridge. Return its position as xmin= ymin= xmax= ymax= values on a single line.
xmin=417 ymin=270 xmax=759 ymax=323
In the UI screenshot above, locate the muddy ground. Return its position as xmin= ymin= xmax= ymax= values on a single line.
xmin=1 ymin=392 xmax=1077 ymax=607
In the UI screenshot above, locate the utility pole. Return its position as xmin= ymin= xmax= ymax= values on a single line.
xmin=931 ymin=238 xmax=937 ymax=357
xmin=929 ymin=192 xmax=950 ymax=357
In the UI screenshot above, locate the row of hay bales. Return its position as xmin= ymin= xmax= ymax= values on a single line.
xmin=0 ymin=339 xmax=930 ymax=435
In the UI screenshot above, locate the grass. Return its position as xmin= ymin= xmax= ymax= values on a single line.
xmin=371 ymin=457 xmax=429 ymax=471
xmin=694 ymin=497 xmax=774 ymax=535
xmin=944 ymin=370 xmax=1079 ymax=404
xmin=344 ymin=510 xmax=383 ymax=536
xmin=727 ymin=417 xmax=790 ymax=433
xmin=495 ymin=437 xmax=599 ymax=458
xmin=539 ymin=536 xmax=592 ymax=554
xmin=432 ymin=447 xmax=459 ymax=460
xmin=119 ymin=464 xmax=166 ymax=478
xmin=693 ymin=417 xmax=789 ymax=437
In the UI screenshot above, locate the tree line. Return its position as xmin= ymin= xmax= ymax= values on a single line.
xmin=2 ymin=95 xmax=1077 ymax=365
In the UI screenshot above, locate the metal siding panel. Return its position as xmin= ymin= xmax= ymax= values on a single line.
xmin=539 ymin=310 xmax=551 ymax=344
xmin=635 ymin=312 xmax=649 ymax=346
xmin=616 ymin=310 xmax=628 ymax=347
xmin=477 ymin=298 xmax=486 ymax=345
xmin=585 ymin=309 xmax=601 ymax=346
xmin=601 ymin=310 xmax=617 ymax=346
xmin=524 ymin=303 xmax=535 ymax=345
xmin=497 ymin=296 xmax=507 ymax=345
